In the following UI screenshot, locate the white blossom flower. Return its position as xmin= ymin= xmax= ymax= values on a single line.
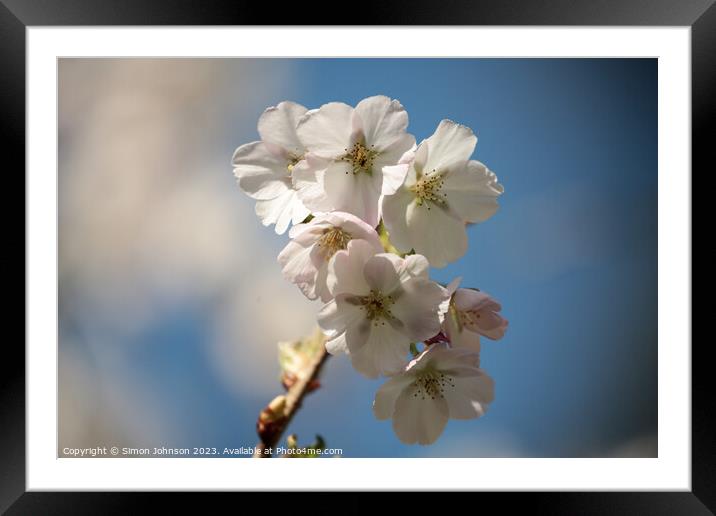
xmin=452 ymin=287 xmax=508 ymax=340
xmin=293 ymin=95 xmax=416 ymax=227
xmin=381 ymin=119 xmax=504 ymax=267
xmin=373 ymin=343 xmax=494 ymax=445
xmin=232 ymin=101 xmax=311 ymax=234
xmin=231 ymin=99 xmax=508 ymax=448
xmin=439 ymin=278 xmax=508 ymax=352
xmin=277 ymin=212 xmax=383 ymax=302
xmin=317 ymin=240 xmax=445 ymax=378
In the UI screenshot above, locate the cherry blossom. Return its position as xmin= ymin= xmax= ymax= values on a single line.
xmin=232 ymin=101 xmax=311 ymax=234
xmin=453 ymin=287 xmax=508 ymax=338
xmin=373 ymin=343 xmax=494 ymax=445
xmin=317 ymin=240 xmax=446 ymax=378
xmin=232 ymin=97 xmax=508 ymax=448
xmin=293 ymin=95 xmax=415 ymax=227
xmin=381 ymin=119 xmax=504 ymax=266
xmin=277 ymin=212 xmax=383 ymax=302
xmin=439 ymin=278 xmax=508 ymax=352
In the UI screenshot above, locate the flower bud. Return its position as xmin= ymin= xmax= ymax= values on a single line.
xmin=260 ymin=395 xmax=287 ymax=424
xmin=257 ymin=394 xmax=288 ymax=443
xmin=278 ymin=328 xmax=325 ymax=391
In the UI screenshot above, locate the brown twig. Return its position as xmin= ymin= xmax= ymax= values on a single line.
xmin=253 ymin=332 xmax=329 ymax=458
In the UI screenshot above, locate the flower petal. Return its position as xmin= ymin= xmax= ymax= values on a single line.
xmin=443 ymin=369 xmax=494 ymax=420
xmin=453 ymin=289 xmax=508 ymax=340
xmin=442 ymin=160 xmax=503 ymax=223
xmin=353 ymin=95 xmax=410 ymax=150
xmin=275 ymin=191 xmax=300 ymax=234
xmin=412 ymin=140 xmax=429 ymax=171
xmin=327 ymin=240 xmax=375 ymax=296
xmin=420 ymin=120 xmax=477 ymax=174
xmin=455 ymin=330 xmax=483 ymax=351
xmin=374 ymin=132 xmax=416 ymax=181
xmin=232 ymin=141 xmax=290 ymax=200
xmin=392 ymin=384 xmax=449 ymax=445
xmin=296 ymin=102 xmax=354 ymax=158
xmin=348 ymin=321 xmax=411 ymax=378
xmin=363 ymin=254 xmax=401 ymax=293
xmin=257 ymin=101 xmax=308 ymax=154
xmin=454 ymin=288 xmax=500 ymax=312
xmin=290 ymin=199 xmax=311 ymax=226
xmin=325 ymin=332 xmax=348 ymax=355
xmin=292 ymin=155 xmax=335 ymax=212
xmin=288 ymin=219 xmax=328 ymax=245
xmin=277 ymin=239 xmax=318 ymax=298
xmin=373 ymin=373 xmax=415 ymax=420
xmin=445 ymin=277 xmax=462 ymax=296
xmin=317 ymin=295 xmax=364 ymax=339
xmin=390 ymin=278 xmax=444 ymax=342
xmin=471 ymin=310 xmax=505 ymax=333
xmin=428 ymin=345 xmax=481 ymax=371
xmin=480 ymin=319 xmax=508 ymax=340
xmin=443 ymin=313 xmax=482 ymax=352
xmin=380 ymin=187 xmax=414 ymax=254
xmin=381 ymin=163 xmax=410 ymax=197
xmin=405 ymin=200 xmax=468 ymax=267
xmin=313 ymin=262 xmax=332 ymax=302
xmin=401 ymin=254 xmax=430 ymax=280
xmin=323 ymin=161 xmax=381 ymax=226
xmin=254 ymin=189 xmax=302 ymax=235
xmin=438 ymin=277 xmax=462 ymax=321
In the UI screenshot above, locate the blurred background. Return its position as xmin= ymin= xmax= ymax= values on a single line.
xmin=58 ymin=58 xmax=657 ymax=458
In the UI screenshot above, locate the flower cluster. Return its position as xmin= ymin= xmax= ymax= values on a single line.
xmin=233 ymin=96 xmax=507 ymax=445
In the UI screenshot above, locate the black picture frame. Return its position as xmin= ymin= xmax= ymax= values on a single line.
xmin=5 ymin=0 xmax=706 ymax=513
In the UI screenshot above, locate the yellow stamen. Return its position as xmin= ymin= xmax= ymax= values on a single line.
xmin=341 ymin=142 xmax=379 ymax=175
xmin=412 ymin=370 xmax=455 ymax=401
xmin=359 ymin=289 xmax=395 ymax=326
xmin=410 ymin=171 xmax=446 ymax=209
xmin=286 ymin=154 xmax=303 ymax=174
xmin=317 ymin=227 xmax=351 ymax=261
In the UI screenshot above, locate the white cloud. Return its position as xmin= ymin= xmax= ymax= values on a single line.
xmin=58 ymin=59 xmax=320 ymax=446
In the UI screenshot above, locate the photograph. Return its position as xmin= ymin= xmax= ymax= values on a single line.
xmin=7 ymin=6 xmax=705 ymax=509
xmin=57 ymin=57 xmax=658 ymax=460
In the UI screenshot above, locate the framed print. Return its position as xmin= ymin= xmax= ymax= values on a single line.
xmin=6 ymin=0 xmax=707 ymax=512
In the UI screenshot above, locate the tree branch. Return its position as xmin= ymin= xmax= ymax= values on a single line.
xmin=253 ymin=331 xmax=329 ymax=458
